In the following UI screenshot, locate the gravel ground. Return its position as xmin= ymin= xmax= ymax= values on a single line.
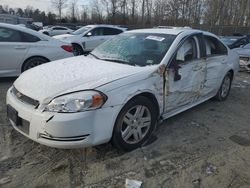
xmin=0 ymin=73 xmax=250 ymax=188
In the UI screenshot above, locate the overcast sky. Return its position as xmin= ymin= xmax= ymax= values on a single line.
xmin=0 ymin=0 xmax=89 ymax=13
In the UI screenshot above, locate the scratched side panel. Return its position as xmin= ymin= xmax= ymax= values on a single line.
xmin=99 ymin=67 xmax=165 ymax=116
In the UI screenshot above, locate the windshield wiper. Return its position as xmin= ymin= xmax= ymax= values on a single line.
xmin=89 ymin=52 xmax=100 ymax=59
xmin=101 ymin=58 xmax=131 ymax=65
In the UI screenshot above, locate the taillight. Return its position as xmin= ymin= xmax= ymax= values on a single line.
xmin=61 ymin=45 xmax=73 ymax=53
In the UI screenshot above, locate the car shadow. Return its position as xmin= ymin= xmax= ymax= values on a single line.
xmin=0 ymin=77 xmax=17 ymax=83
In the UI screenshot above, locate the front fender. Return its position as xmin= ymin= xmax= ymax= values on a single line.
xmin=102 ymin=74 xmax=164 ymax=116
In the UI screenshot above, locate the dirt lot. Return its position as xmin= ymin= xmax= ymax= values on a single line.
xmin=0 ymin=73 xmax=250 ymax=188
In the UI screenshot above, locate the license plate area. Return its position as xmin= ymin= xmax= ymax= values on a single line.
xmin=7 ymin=105 xmax=30 ymax=135
xmin=7 ymin=105 xmax=19 ymax=125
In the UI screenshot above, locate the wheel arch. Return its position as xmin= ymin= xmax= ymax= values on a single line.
xmin=228 ymin=69 xmax=234 ymax=79
xmin=120 ymin=91 xmax=161 ymax=120
xmin=72 ymin=43 xmax=84 ymax=50
xmin=22 ymin=56 xmax=50 ymax=72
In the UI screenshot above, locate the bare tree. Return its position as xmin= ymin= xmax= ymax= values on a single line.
xmin=51 ymin=0 xmax=68 ymax=20
xmin=69 ymin=0 xmax=78 ymax=21
xmin=80 ymin=5 xmax=89 ymax=23
xmin=91 ymin=0 xmax=104 ymax=23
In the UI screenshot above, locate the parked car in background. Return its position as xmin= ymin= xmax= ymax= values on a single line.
xmin=58 ymin=24 xmax=78 ymax=31
xmin=39 ymin=26 xmax=73 ymax=36
xmin=0 ymin=23 xmax=74 ymax=77
xmin=221 ymin=36 xmax=250 ymax=49
xmin=54 ymin=25 xmax=127 ymax=56
xmin=25 ymin=23 xmax=42 ymax=31
xmin=233 ymin=43 xmax=250 ymax=72
xmin=18 ymin=23 xmax=42 ymax=31
xmin=7 ymin=28 xmax=239 ymax=151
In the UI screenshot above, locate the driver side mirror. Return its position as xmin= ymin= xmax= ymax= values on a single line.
xmin=86 ymin=32 xmax=92 ymax=37
xmin=170 ymin=60 xmax=183 ymax=82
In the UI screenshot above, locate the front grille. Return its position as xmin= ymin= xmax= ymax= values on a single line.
xmin=12 ymin=87 xmax=39 ymax=107
xmin=39 ymin=134 xmax=89 ymax=142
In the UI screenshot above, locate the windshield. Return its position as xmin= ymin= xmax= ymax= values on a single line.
xmin=90 ymin=33 xmax=176 ymax=66
xmin=221 ymin=37 xmax=241 ymax=45
xmin=72 ymin=26 xmax=91 ymax=35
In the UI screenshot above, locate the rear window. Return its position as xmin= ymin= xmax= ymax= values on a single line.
xmin=205 ymin=36 xmax=228 ymax=56
xmin=0 ymin=27 xmax=40 ymax=43
xmin=0 ymin=27 xmax=21 ymax=42
xmin=20 ymin=32 xmax=40 ymax=42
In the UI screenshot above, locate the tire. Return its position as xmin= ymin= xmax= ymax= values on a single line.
xmin=214 ymin=72 xmax=233 ymax=101
xmin=112 ymin=96 xmax=157 ymax=151
xmin=22 ymin=57 xmax=48 ymax=72
xmin=72 ymin=44 xmax=84 ymax=56
xmin=43 ymin=32 xmax=49 ymax=36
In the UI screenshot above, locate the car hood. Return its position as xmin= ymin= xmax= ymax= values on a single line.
xmin=14 ymin=56 xmax=150 ymax=103
xmin=233 ymin=48 xmax=250 ymax=57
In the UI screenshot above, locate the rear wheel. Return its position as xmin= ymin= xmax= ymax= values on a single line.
xmin=214 ymin=72 xmax=233 ymax=101
xmin=112 ymin=96 xmax=157 ymax=151
xmin=22 ymin=57 xmax=48 ymax=72
xmin=72 ymin=44 xmax=84 ymax=56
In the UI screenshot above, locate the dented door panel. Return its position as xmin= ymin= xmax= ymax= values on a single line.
xmin=164 ymin=59 xmax=206 ymax=112
xmin=203 ymin=55 xmax=227 ymax=96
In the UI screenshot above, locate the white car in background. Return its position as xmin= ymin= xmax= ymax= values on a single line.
xmin=233 ymin=43 xmax=250 ymax=71
xmin=54 ymin=25 xmax=127 ymax=55
xmin=0 ymin=23 xmax=73 ymax=77
xmin=7 ymin=28 xmax=239 ymax=151
xmin=39 ymin=26 xmax=73 ymax=36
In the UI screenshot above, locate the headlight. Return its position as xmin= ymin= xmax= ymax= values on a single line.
xmin=44 ymin=91 xmax=107 ymax=113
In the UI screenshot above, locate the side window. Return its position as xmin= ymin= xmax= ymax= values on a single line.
xmin=243 ymin=43 xmax=250 ymax=49
xmin=204 ymin=36 xmax=228 ymax=56
xmin=53 ymin=27 xmax=67 ymax=30
xmin=234 ymin=38 xmax=248 ymax=48
xmin=103 ymin=28 xmax=123 ymax=35
xmin=20 ymin=32 xmax=40 ymax=42
xmin=176 ymin=37 xmax=197 ymax=62
xmin=91 ymin=28 xmax=104 ymax=36
xmin=0 ymin=27 xmax=21 ymax=42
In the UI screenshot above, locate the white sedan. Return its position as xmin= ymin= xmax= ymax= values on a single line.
xmin=54 ymin=25 xmax=127 ymax=56
xmin=6 ymin=28 xmax=239 ymax=151
xmin=39 ymin=26 xmax=73 ymax=36
xmin=0 ymin=23 xmax=74 ymax=77
xmin=233 ymin=43 xmax=250 ymax=71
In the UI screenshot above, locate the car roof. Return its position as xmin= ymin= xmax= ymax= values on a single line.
xmin=86 ymin=24 xmax=127 ymax=30
xmin=52 ymin=26 xmax=69 ymax=28
xmin=0 ymin=23 xmax=53 ymax=41
xmin=125 ymin=28 xmax=214 ymax=37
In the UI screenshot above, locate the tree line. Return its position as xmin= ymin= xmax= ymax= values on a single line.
xmin=1 ymin=0 xmax=250 ymax=27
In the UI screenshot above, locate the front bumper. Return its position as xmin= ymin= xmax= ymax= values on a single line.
xmin=6 ymin=88 xmax=121 ymax=149
xmin=239 ymin=56 xmax=250 ymax=72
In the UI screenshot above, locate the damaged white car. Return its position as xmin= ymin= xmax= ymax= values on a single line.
xmin=7 ymin=28 xmax=239 ymax=151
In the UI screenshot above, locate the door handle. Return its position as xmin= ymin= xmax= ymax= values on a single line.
xmin=14 ymin=46 xmax=27 ymax=50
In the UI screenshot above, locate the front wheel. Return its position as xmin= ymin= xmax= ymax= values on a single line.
xmin=22 ymin=57 xmax=48 ymax=72
xmin=214 ymin=72 xmax=233 ymax=101
xmin=112 ymin=96 xmax=157 ymax=151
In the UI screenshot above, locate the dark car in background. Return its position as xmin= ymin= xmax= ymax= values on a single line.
xmin=221 ymin=36 xmax=250 ymax=49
